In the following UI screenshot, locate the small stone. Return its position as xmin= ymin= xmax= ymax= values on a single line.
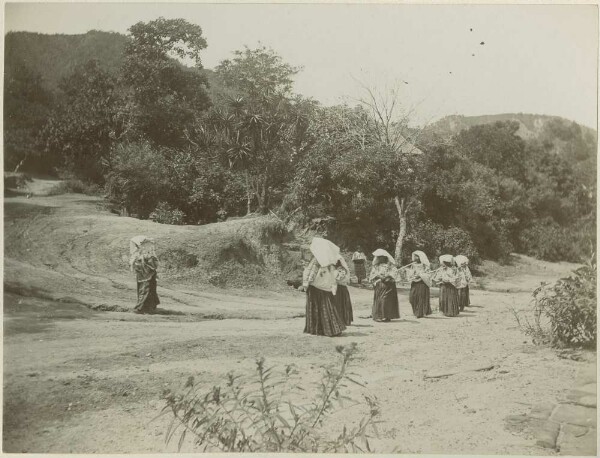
xmin=557 ymin=425 xmax=597 ymax=455
xmin=534 ymin=419 xmax=560 ymax=449
xmin=577 ymin=395 xmax=597 ymax=408
xmin=530 ymin=401 xmax=557 ymax=420
xmin=579 ymin=383 xmax=596 ymax=394
xmin=551 ymin=404 xmax=596 ymax=428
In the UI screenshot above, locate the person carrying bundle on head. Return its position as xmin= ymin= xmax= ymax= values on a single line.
xmin=432 ymin=254 xmax=459 ymax=317
xmin=454 ymin=255 xmax=472 ymax=311
xmin=406 ymin=250 xmax=433 ymax=318
xmin=351 ymin=246 xmax=368 ymax=284
xmin=369 ymin=248 xmax=400 ymax=322
xmin=130 ymin=236 xmax=160 ymax=314
xmin=334 ymin=254 xmax=354 ymax=326
xmin=300 ymin=237 xmax=346 ymax=337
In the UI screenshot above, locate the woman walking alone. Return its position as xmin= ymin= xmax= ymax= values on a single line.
xmin=432 ymin=254 xmax=459 ymax=317
xmin=454 ymin=255 xmax=473 ymax=311
xmin=301 ymin=237 xmax=346 ymax=337
xmin=130 ymin=236 xmax=160 ymax=314
xmin=334 ymin=255 xmax=354 ymax=325
xmin=369 ymin=249 xmax=400 ymax=322
xmin=406 ymin=250 xmax=432 ymax=318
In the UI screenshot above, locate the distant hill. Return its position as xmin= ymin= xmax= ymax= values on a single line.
xmin=4 ymin=30 xmax=130 ymax=89
xmin=425 ymin=113 xmax=596 ymax=141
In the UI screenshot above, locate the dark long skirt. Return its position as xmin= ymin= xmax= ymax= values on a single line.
xmin=334 ymin=285 xmax=354 ymax=325
xmin=353 ymin=260 xmax=366 ymax=283
xmin=457 ymin=287 xmax=470 ymax=312
xmin=409 ymin=281 xmax=432 ymax=318
xmin=439 ymin=283 xmax=459 ymax=317
xmin=304 ymin=286 xmax=346 ymax=337
xmin=135 ymin=274 xmax=160 ymax=313
xmin=372 ymin=280 xmax=400 ymax=321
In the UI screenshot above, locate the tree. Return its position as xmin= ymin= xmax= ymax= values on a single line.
xmin=121 ymin=17 xmax=211 ymax=146
xmin=208 ymin=46 xmax=307 ymax=214
xmin=353 ymin=80 xmax=424 ymax=261
xmin=39 ymin=60 xmax=125 ymax=182
xmin=3 ymin=63 xmax=54 ymax=172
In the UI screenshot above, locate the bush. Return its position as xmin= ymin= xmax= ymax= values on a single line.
xmin=519 ymin=218 xmax=596 ymax=263
xmin=104 ymin=141 xmax=170 ymax=218
xmin=514 ymin=256 xmax=596 ymax=348
xmin=160 ymin=344 xmax=379 ymax=452
xmin=403 ymin=220 xmax=480 ymax=265
xmin=150 ymin=202 xmax=186 ymax=225
xmin=47 ymin=179 xmax=102 ymax=196
xmin=160 ymin=248 xmax=198 ymax=270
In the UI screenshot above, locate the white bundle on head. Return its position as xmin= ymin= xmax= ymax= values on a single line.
xmin=310 ymin=237 xmax=340 ymax=267
xmin=412 ymin=250 xmax=430 ymax=267
xmin=372 ymin=248 xmax=396 ymax=264
xmin=454 ymin=255 xmax=469 ymax=267
xmin=129 ymin=235 xmax=156 ymax=269
xmin=439 ymin=254 xmax=454 ymax=265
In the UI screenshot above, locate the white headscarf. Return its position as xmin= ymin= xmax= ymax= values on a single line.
xmin=439 ymin=254 xmax=454 ymax=265
xmin=372 ymin=248 xmax=396 ymax=264
xmin=454 ymin=255 xmax=469 ymax=267
xmin=412 ymin=250 xmax=430 ymax=267
xmin=337 ymin=255 xmax=350 ymax=271
xmin=310 ymin=237 xmax=340 ymax=267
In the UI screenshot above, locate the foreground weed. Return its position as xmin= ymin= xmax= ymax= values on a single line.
xmin=159 ymin=343 xmax=380 ymax=452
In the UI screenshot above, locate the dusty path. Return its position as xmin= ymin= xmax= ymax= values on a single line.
xmin=3 ymin=190 xmax=596 ymax=454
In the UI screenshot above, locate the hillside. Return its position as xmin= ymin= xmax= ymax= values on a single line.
xmin=425 ymin=113 xmax=597 ymax=143
xmin=4 ymin=180 xmax=593 ymax=454
xmin=4 ymin=30 xmax=129 ymax=88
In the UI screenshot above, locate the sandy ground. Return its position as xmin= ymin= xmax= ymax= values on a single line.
xmin=3 ymin=188 xmax=596 ymax=454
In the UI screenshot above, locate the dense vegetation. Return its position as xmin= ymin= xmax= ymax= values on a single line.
xmin=4 ymin=20 xmax=596 ymax=264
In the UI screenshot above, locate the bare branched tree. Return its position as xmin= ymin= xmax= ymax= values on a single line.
xmin=350 ymin=76 xmax=426 ymax=261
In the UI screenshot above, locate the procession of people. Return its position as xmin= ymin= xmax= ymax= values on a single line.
xmin=128 ymin=233 xmax=474 ymax=339
xmin=293 ymin=235 xmax=474 ymax=336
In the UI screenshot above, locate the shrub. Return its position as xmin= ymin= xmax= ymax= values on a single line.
xmin=150 ymin=202 xmax=186 ymax=225
xmin=519 ymin=218 xmax=596 ymax=263
xmin=47 ymin=179 xmax=102 ymax=196
xmin=160 ymin=248 xmax=199 ymax=270
xmin=160 ymin=344 xmax=380 ymax=452
xmin=514 ymin=256 xmax=596 ymax=348
xmin=403 ymin=220 xmax=480 ymax=265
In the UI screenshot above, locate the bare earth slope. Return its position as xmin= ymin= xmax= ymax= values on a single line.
xmin=3 ymin=187 xmax=595 ymax=454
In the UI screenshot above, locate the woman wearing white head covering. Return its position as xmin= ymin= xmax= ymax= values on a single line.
xmin=333 ymin=255 xmax=354 ymax=325
xmin=301 ymin=237 xmax=346 ymax=337
xmin=454 ymin=255 xmax=473 ymax=311
xmin=406 ymin=250 xmax=433 ymax=318
xmin=432 ymin=254 xmax=459 ymax=317
xmin=130 ymin=236 xmax=160 ymax=314
xmin=369 ymin=248 xmax=400 ymax=322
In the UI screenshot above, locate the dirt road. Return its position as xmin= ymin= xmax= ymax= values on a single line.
xmin=3 ymin=191 xmax=595 ymax=453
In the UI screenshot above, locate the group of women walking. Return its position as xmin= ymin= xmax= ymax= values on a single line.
xmin=302 ymin=237 xmax=473 ymax=337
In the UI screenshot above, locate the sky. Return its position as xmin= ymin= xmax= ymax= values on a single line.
xmin=4 ymin=2 xmax=599 ymax=128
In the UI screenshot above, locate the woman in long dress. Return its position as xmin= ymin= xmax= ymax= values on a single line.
xmin=406 ymin=250 xmax=432 ymax=318
xmin=351 ymin=247 xmax=367 ymax=284
xmin=454 ymin=255 xmax=473 ymax=311
xmin=302 ymin=237 xmax=346 ymax=337
xmin=369 ymin=249 xmax=400 ymax=322
xmin=432 ymin=254 xmax=459 ymax=317
xmin=130 ymin=236 xmax=160 ymax=314
xmin=334 ymin=255 xmax=354 ymax=325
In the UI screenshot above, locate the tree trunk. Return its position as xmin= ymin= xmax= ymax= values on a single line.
xmin=245 ymin=172 xmax=252 ymax=215
xmin=258 ymin=180 xmax=269 ymax=214
xmin=394 ymin=196 xmax=407 ymax=262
